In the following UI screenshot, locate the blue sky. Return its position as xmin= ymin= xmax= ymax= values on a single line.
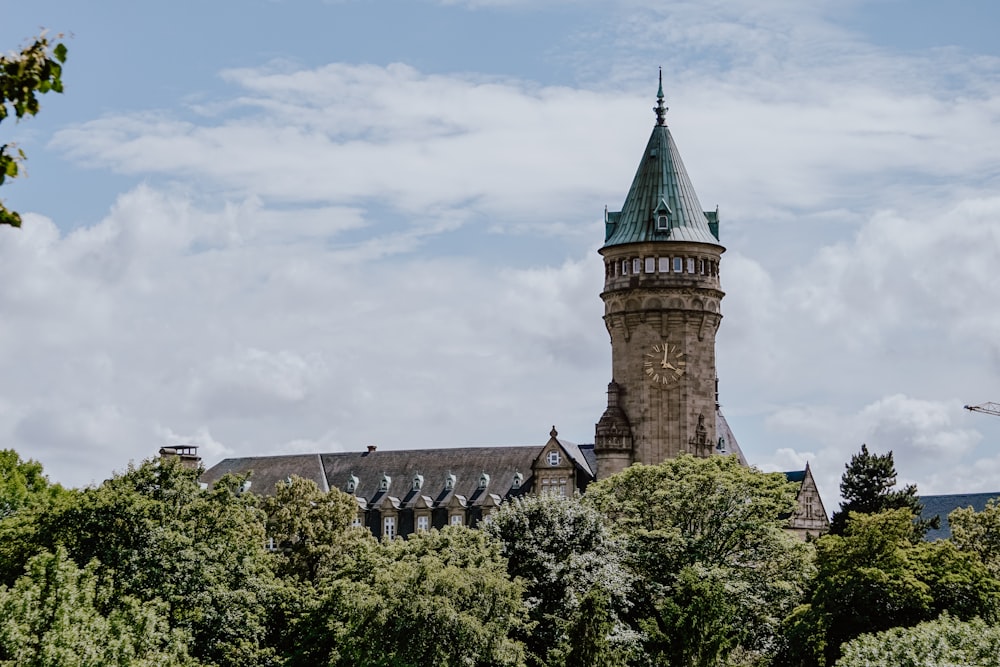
xmin=2 ymin=0 xmax=1000 ymax=507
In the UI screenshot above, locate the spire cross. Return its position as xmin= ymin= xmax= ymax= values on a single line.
xmin=654 ymin=67 xmax=668 ymax=126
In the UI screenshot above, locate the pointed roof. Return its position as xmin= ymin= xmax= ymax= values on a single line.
xmin=604 ymin=74 xmax=721 ymax=248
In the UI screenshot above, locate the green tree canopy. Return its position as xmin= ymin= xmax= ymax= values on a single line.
xmin=948 ymin=497 xmax=1000 ymax=578
xmin=0 ymin=449 xmax=64 ymax=520
xmin=782 ymin=508 xmax=1000 ymax=667
xmin=0 ymin=547 xmax=195 ymax=667
xmin=1 ymin=34 xmax=67 ymax=227
xmin=291 ymin=526 xmax=527 ymax=667
xmin=836 ymin=614 xmax=1000 ymax=667
xmin=261 ymin=475 xmax=359 ymax=583
xmin=584 ymin=455 xmax=812 ymax=667
xmin=0 ymin=457 xmax=277 ymax=667
xmin=829 ymin=444 xmax=937 ymax=536
xmin=483 ymin=493 xmax=637 ymax=666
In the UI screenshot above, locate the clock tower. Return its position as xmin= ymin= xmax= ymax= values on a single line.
xmin=594 ymin=74 xmax=727 ymax=478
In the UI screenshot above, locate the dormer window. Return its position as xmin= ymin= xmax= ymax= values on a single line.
xmin=479 ymin=472 xmax=490 ymax=490
xmin=346 ymin=474 xmax=359 ymax=493
xmin=445 ymin=473 xmax=456 ymax=491
xmin=512 ymin=472 xmax=523 ymax=489
xmin=656 ymin=214 xmax=669 ymax=231
xmin=412 ymin=473 xmax=423 ymax=491
xmin=379 ymin=473 xmax=391 ymax=492
xmin=547 ymin=451 xmax=561 ymax=466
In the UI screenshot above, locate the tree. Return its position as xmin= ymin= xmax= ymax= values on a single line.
xmin=780 ymin=509 xmax=1000 ymax=667
xmin=483 ymin=494 xmax=636 ymax=666
xmin=292 ymin=527 xmax=527 ymax=667
xmin=0 ymin=547 xmax=196 ymax=666
xmin=2 ymin=457 xmax=278 ymax=667
xmin=829 ymin=444 xmax=937 ymax=537
xmin=1 ymin=34 xmax=67 ymax=227
xmin=0 ymin=449 xmax=64 ymax=520
xmin=584 ymin=455 xmax=812 ymax=667
xmin=836 ymin=614 xmax=1000 ymax=667
xmin=261 ymin=475 xmax=359 ymax=583
xmin=948 ymin=497 xmax=1000 ymax=578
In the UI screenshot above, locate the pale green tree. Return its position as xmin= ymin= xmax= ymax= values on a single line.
xmin=261 ymin=475 xmax=359 ymax=583
xmin=483 ymin=493 xmax=637 ymax=666
xmin=0 ymin=547 xmax=196 ymax=666
xmin=2 ymin=457 xmax=278 ymax=667
xmin=836 ymin=614 xmax=1000 ymax=667
xmin=949 ymin=497 xmax=1000 ymax=577
xmin=291 ymin=526 xmax=527 ymax=667
xmin=584 ymin=455 xmax=812 ymax=667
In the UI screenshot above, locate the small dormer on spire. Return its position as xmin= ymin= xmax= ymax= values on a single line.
xmin=655 ymin=67 xmax=668 ymax=126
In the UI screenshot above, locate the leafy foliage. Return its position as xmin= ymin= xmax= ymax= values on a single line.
xmin=781 ymin=508 xmax=1000 ymax=666
xmin=829 ymin=444 xmax=936 ymax=537
xmin=292 ymin=526 xmax=527 ymax=667
xmin=0 ymin=458 xmax=277 ymax=667
xmin=0 ymin=449 xmax=64 ymax=520
xmin=483 ymin=493 xmax=636 ymax=666
xmin=836 ymin=614 xmax=1000 ymax=667
xmin=262 ymin=475 xmax=359 ymax=583
xmin=584 ymin=455 xmax=812 ymax=667
xmin=948 ymin=497 xmax=1000 ymax=577
xmin=0 ymin=34 xmax=67 ymax=227
xmin=0 ymin=547 xmax=195 ymax=666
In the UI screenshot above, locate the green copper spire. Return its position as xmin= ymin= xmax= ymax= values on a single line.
xmin=602 ymin=74 xmax=721 ymax=248
xmin=655 ymin=67 xmax=667 ymax=126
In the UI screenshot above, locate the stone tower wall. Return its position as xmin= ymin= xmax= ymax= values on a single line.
xmin=597 ymin=241 xmax=724 ymax=472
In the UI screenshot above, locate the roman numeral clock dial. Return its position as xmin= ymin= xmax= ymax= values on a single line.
xmin=644 ymin=342 xmax=686 ymax=387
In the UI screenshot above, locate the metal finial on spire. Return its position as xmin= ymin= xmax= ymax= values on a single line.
xmin=654 ymin=67 xmax=668 ymax=126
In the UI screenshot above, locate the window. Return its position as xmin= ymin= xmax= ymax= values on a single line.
xmin=445 ymin=473 xmax=456 ymax=491
xmin=633 ymin=258 xmax=642 ymax=274
xmin=656 ymin=214 xmax=669 ymax=231
xmin=412 ymin=474 xmax=423 ymax=491
xmin=450 ymin=514 xmax=463 ymax=526
xmin=346 ymin=474 xmax=358 ymax=493
xmin=547 ymin=450 xmax=561 ymax=466
xmin=379 ymin=474 xmax=391 ymax=492
xmin=352 ymin=515 xmax=363 ymax=528
xmin=621 ymin=259 xmax=628 ymax=275
xmin=658 ymin=257 xmax=669 ymax=273
xmin=265 ymin=536 xmax=277 ymax=552
xmin=673 ymin=257 xmax=682 ymax=272
xmin=479 ymin=472 xmax=490 ymax=490
xmin=644 ymin=257 xmax=655 ymax=273
xmin=512 ymin=472 xmax=523 ymax=489
xmin=687 ymin=257 xmax=695 ymax=274
xmin=417 ymin=515 xmax=430 ymax=532
xmin=700 ymin=259 xmax=706 ymax=275
xmin=559 ymin=479 xmax=568 ymax=497
xmin=383 ymin=516 xmax=395 ymax=539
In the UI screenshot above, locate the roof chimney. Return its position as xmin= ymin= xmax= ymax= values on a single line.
xmin=366 ymin=444 xmax=377 ymax=453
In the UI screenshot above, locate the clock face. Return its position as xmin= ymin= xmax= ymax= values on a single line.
xmin=644 ymin=342 xmax=686 ymax=387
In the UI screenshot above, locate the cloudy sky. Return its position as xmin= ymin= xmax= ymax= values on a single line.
xmin=2 ymin=0 xmax=999 ymax=508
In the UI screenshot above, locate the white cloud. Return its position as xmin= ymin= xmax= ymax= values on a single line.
xmin=3 ymin=0 xmax=1000 ymax=507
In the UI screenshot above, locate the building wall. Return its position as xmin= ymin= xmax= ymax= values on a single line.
xmin=598 ymin=240 xmax=724 ymax=475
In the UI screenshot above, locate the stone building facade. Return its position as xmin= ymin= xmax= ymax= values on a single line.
xmin=594 ymin=81 xmax=727 ymax=477
xmin=198 ymin=77 xmax=829 ymax=539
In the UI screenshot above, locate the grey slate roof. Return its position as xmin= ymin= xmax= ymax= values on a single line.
xmin=201 ymin=439 xmax=599 ymax=502
xmin=603 ymin=121 xmax=721 ymax=248
xmin=716 ymin=409 xmax=748 ymax=465
xmin=919 ymin=492 xmax=1000 ymax=540
xmin=201 ymin=453 xmax=330 ymax=495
